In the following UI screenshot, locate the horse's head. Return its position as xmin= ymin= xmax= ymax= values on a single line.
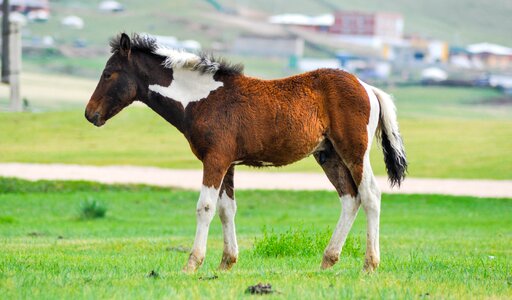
xmin=85 ymin=33 xmax=138 ymax=127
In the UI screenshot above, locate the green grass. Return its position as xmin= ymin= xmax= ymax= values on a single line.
xmin=23 ymin=55 xmax=110 ymax=79
xmin=253 ymin=226 xmax=336 ymax=257
xmin=390 ymin=86 xmax=512 ymax=120
xmin=1 ymin=85 xmax=511 ymax=179
xmin=0 ymin=178 xmax=510 ymax=298
xmin=78 ymin=198 xmax=107 ymax=220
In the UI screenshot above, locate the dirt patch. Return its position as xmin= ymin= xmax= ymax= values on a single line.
xmin=199 ymin=275 xmax=218 ymax=281
xmin=147 ymin=270 xmax=159 ymax=278
xmin=2 ymin=163 xmax=512 ymax=198
xmin=165 ymin=245 xmax=190 ymax=253
xmin=27 ymin=232 xmax=44 ymax=237
xmin=245 ymin=283 xmax=275 ymax=295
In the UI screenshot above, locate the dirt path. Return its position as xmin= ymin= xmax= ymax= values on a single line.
xmin=1 ymin=163 xmax=511 ymax=198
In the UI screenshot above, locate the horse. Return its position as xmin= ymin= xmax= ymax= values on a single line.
xmin=85 ymin=33 xmax=407 ymax=273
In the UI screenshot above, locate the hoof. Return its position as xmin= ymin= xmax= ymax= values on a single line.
xmin=218 ymin=252 xmax=238 ymax=271
xmin=321 ymin=253 xmax=339 ymax=269
xmin=183 ymin=254 xmax=203 ymax=273
xmin=363 ymin=256 xmax=380 ymax=272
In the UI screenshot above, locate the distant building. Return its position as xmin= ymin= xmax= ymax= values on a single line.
xmin=268 ymin=14 xmax=334 ymax=32
xmin=329 ymin=11 xmax=404 ymax=43
xmin=449 ymin=43 xmax=512 ymax=70
xmin=61 ymin=15 xmax=84 ymax=30
xmin=1 ymin=0 xmax=50 ymax=21
xmin=466 ymin=43 xmax=512 ymax=70
xmin=268 ymin=10 xmax=404 ymax=45
xmin=388 ymin=36 xmax=449 ymax=64
xmin=98 ymin=1 xmax=124 ymax=13
xmin=1 ymin=0 xmax=49 ymax=13
xmin=232 ymin=35 xmax=304 ymax=58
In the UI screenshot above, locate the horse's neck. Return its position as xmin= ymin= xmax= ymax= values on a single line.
xmin=144 ymin=94 xmax=186 ymax=133
xmin=135 ymin=53 xmax=187 ymax=133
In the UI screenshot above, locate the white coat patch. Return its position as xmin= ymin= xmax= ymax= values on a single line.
xmin=357 ymin=79 xmax=380 ymax=148
xmin=148 ymin=69 xmax=223 ymax=108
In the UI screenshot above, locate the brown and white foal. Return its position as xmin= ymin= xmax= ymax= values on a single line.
xmin=85 ymin=33 xmax=407 ymax=272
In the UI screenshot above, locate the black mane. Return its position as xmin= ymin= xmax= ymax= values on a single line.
xmin=110 ymin=33 xmax=157 ymax=53
xmin=109 ymin=33 xmax=244 ymax=76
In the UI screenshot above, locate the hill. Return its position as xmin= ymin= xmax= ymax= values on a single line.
xmin=17 ymin=0 xmax=511 ymax=80
xmin=222 ymin=0 xmax=512 ymax=47
xmin=24 ymin=0 xmax=512 ymax=49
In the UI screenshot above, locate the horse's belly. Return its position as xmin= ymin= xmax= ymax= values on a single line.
xmin=239 ymin=127 xmax=325 ymax=167
xmin=236 ymin=96 xmax=327 ymax=167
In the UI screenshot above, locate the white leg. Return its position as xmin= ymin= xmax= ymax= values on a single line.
xmin=322 ymin=194 xmax=361 ymax=269
xmin=217 ymin=191 xmax=238 ymax=270
xmin=359 ymin=77 xmax=382 ymax=271
xmin=359 ymin=159 xmax=382 ymax=271
xmin=184 ymin=185 xmax=219 ymax=272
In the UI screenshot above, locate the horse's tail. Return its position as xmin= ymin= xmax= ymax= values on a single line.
xmin=371 ymin=86 xmax=408 ymax=187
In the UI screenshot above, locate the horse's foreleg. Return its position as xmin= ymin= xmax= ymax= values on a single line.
xmin=217 ymin=166 xmax=238 ymax=270
xmin=183 ymin=159 xmax=230 ymax=273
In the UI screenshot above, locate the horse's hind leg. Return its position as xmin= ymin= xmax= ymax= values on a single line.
xmin=325 ymin=80 xmax=382 ymax=271
xmin=358 ymin=155 xmax=382 ymax=271
xmin=314 ymin=140 xmax=361 ymax=269
xmin=326 ymin=126 xmax=382 ymax=271
xmin=217 ymin=165 xmax=238 ymax=270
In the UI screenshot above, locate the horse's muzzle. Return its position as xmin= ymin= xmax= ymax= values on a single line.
xmin=85 ymin=111 xmax=104 ymax=127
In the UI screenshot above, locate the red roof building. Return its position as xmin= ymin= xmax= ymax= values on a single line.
xmin=329 ymin=11 xmax=404 ymax=40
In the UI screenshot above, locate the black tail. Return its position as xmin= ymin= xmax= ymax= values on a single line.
xmin=381 ymin=130 xmax=407 ymax=187
xmin=372 ymin=87 xmax=408 ymax=187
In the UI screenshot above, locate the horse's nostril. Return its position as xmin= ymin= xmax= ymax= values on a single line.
xmin=85 ymin=111 xmax=101 ymax=126
xmin=92 ymin=112 xmax=100 ymax=126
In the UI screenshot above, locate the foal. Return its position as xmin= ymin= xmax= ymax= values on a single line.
xmin=85 ymin=33 xmax=407 ymax=272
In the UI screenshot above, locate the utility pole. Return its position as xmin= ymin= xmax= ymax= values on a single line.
xmin=2 ymin=0 xmax=22 ymax=112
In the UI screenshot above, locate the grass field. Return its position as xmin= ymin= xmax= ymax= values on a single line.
xmin=1 ymin=86 xmax=511 ymax=179
xmin=0 ymin=178 xmax=510 ymax=298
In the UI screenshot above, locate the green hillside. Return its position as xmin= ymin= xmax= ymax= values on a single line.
xmin=225 ymin=0 xmax=512 ymax=47
xmin=18 ymin=0 xmax=511 ymax=79
xmin=25 ymin=0 xmax=512 ymax=50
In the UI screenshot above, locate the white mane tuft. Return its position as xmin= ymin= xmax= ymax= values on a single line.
xmin=154 ymin=47 xmax=200 ymax=69
xmin=153 ymin=47 xmax=220 ymax=73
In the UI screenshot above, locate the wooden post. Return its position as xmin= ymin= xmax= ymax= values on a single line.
xmin=2 ymin=0 xmax=23 ymax=112
xmin=8 ymin=20 xmax=21 ymax=111
xmin=1 ymin=0 xmax=9 ymax=84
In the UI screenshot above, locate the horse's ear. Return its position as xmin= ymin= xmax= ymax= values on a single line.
xmin=120 ymin=33 xmax=131 ymax=57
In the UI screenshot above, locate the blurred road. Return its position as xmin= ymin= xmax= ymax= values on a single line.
xmin=1 ymin=163 xmax=511 ymax=198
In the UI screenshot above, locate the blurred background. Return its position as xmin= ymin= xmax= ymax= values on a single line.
xmin=0 ymin=0 xmax=511 ymax=178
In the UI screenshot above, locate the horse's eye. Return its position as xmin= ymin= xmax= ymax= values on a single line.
xmin=103 ymin=72 xmax=112 ymax=80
